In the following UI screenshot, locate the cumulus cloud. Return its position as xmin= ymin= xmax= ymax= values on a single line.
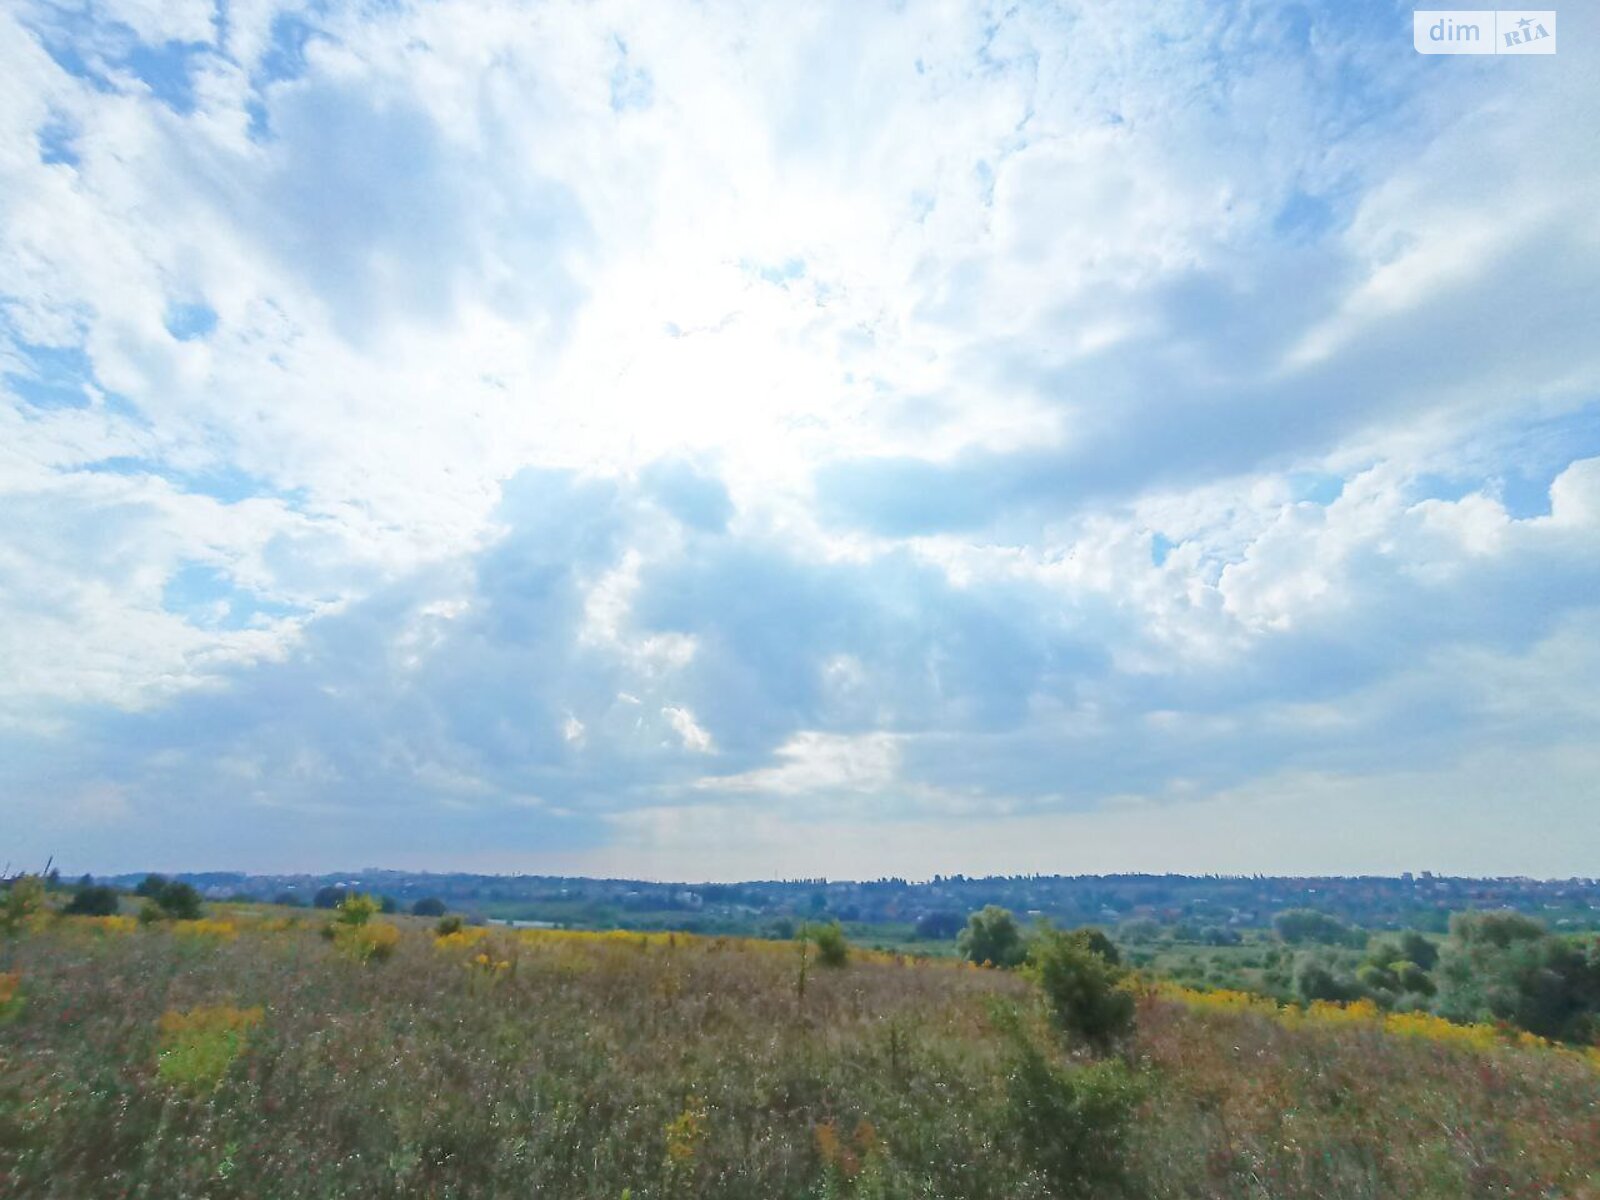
xmin=2 ymin=0 xmax=1598 ymax=875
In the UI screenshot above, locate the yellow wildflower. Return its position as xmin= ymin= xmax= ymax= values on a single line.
xmin=156 ymin=1005 xmax=264 ymax=1092
xmin=332 ymin=920 xmax=400 ymax=963
xmin=664 ymin=1098 xmax=707 ymax=1165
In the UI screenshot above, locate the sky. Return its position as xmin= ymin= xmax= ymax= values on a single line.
xmin=1 ymin=0 xmax=1598 ymax=881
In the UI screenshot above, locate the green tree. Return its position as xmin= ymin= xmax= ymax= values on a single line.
xmin=155 ymin=881 xmax=203 ymax=921
xmin=1 ymin=875 xmax=47 ymax=936
xmin=1273 ymin=908 xmax=1361 ymax=946
xmin=335 ymin=893 xmax=381 ymax=927
xmin=957 ymin=905 xmax=1026 ymax=968
xmin=1027 ymin=927 xmax=1136 ymax=1051
xmin=131 ymin=875 xmax=203 ymax=920
xmin=914 ymin=910 xmax=964 ymax=940
xmin=312 ymin=886 xmax=348 ymax=910
xmin=1003 ymin=1028 xmax=1142 ymax=1198
xmin=1116 ymin=918 xmax=1161 ymax=944
xmin=1435 ymin=911 xmax=1600 ymax=1042
xmin=411 ymin=897 xmax=448 ymax=917
xmin=809 ymin=920 xmax=849 ymax=968
xmin=1292 ymin=951 xmax=1368 ymax=1003
xmin=63 ymin=885 xmax=121 ymax=917
xmin=1397 ymin=930 xmax=1440 ymax=970
xmin=1076 ymin=927 xmax=1121 ymax=966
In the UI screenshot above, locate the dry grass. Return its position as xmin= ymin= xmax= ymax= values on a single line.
xmin=1 ymin=916 xmax=1597 ymax=1198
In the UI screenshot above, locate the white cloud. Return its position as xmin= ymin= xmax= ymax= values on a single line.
xmin=3 ymin=0 xmax=1599 ymax=874
xmin=662 ymin=705 xmax=713 ymax=754
xmin=697 ymin=731 xmax=900 ymax=795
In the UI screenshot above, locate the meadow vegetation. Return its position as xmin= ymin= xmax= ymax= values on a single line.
xmin=2 ymin=876 xmax=1598 ymax=1198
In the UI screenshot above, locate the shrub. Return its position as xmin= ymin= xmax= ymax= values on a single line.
xmin=1075 ymin=927 xmax=1121 ymax=966
xmin=958 ymin=906 xmax=1026 ymax=968
xmin=810 ymin=921 xmax=849 ymax=968
xmin=436 ymin=914 xmax=466 ymax=936
xmin=1116 ymin=918 xmax=1161 ymax=945
xmin=1273 ymin=908 xmax=1361 ymax=947
xmin=333 ymin=920 xmax=401 ymax=964
xmin=312 ymin=886 xmax=348 ymax=910
xmin=334 ymin=893 xmax=381 ymax=927
xmin=135 ymin=879 xmax=203 ymax=921
xmin=63 ymin=885 xmax=121 ymax=917
xmin=1003 ymin=1029 xmax=1142 ymax=1198
xmin=1398 ymin=930 xmax=1440 ymax=970
xmin=1394 ymin=960 xmax=1436 ymax=996
xmin=411 ymin=897 xmax=448 ymax=917
xmin=1449 ymin=910 xmax=1546 ymax=950
xmin=1 ymin=876 xmax=47 ymax=936
xmin=1027 ymin=927 xmax=1136 ymax=1051
xmin=914 ymin=910 xmax=965 ymax=940
xmin=1435 ymin=912 xmax=1600 ymax=1043
xmin=1293 ymin=953 xmax=1367 ymax=1004
xmin=271 ymin=891 xmax=303 ymax=908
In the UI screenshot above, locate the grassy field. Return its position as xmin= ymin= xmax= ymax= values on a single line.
xmin=2 ymin=912 xmax=1598 ymax=1199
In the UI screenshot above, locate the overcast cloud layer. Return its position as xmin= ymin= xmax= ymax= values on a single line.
xmin=3 ymin=0 xmax=1598 ymax=879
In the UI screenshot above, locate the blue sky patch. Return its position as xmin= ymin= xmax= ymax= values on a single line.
xmin=122 ymin=39 xmax=211 ymax=115
xmin=4 ymin=343 xmax=96 ymax=411
xmin=164 ymin=301 xmax=218 ymax=341
xmin=37 ymin=115 xmax=80 ymax=166
xmin=162 ymin=562 xmax=304 ymax=631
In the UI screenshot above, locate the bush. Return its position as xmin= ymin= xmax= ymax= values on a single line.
xmin=1076 ymin=928 xmax=1121 ymax=966
xmin=1116 ymin=918 xmax=1161 ymax=944
xmin=334 ymin=893 xmax=381 ymax=927
xmin=1273 ymin=909 xmax=1362 ymax=947
xmin=312 ymin=886 xmax=348 ymax=910
xmin=809 ymin=921 xmax=849 ymax=968
xmin=158 ymin=882 xmax=203 ymax=921
xmin=64 ymin=885 xmax=121 ymax=917
xmin=134 ymin=879 xmax=203 ymax=922
xmin=1395 ymin=960 xmax=1437 ymax=996
xmin=411 ymin=897 xmax=448 ymax=917
xmin=1003 ymin=1029 xmax=1142 ymax=1198
xmin=1435 ymin=911 xmax=1600 ymax=1042
xmin=1027 ymin=927 xmax=1136 ymax=1051
xmin=1 ymin=876 xmax=47 ymax=936
xmin=914 ymin=910 xmax=965 ymax=940
xmin=1449 ymin=910 xmax=1546 ymax=949
xmin=1360 ymin=935 xmax=1440 ymax=1001
xmin=332 ymin=921 xmax=401 ymax=964
xmin=1293 ymin=953 xmax=1367 ymax=1004
xmin=958 ymin=906 xmax=1027 ymax=968
xmin=1398 ymin=930 xmax=1440 ymax=970
xmin=436 ymin=914 xmax=465 ymax=936
xmin=272 ymin=891 xmax=304 ymax=908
